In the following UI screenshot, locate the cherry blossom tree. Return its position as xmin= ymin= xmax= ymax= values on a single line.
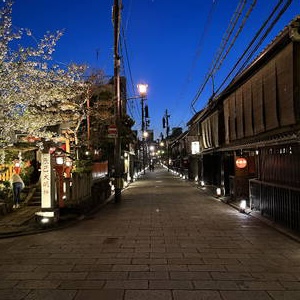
xmin=0 ymin=0 xmax=90 ymax=147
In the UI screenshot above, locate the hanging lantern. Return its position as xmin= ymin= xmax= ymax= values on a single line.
xmin=236 ymin=157 xmax=247 ymax=169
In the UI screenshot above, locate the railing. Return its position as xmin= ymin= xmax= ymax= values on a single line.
xmin=249 ymin=179 xmax=300 ymax=231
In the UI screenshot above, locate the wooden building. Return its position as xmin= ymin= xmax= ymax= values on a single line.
xmin=184 ymin=16 xmax=300 ymax=231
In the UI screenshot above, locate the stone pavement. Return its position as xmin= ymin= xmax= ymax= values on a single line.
xmin=0 ymin=205 xmax=41 ymax=237
xmin=0 ymin=166 xmax=300 ymax=300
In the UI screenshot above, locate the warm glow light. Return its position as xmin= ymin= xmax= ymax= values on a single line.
xmin=137 ymin=83 xmax=148 ymax=96
xmin=236 ymin=157 xmax=247 ymax=169
xmin=216 ymin=188 xmax=222 ymax=196
xmin=56 ymin=156 xmax=64 ymax=165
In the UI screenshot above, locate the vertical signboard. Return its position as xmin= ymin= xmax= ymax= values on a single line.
xmin=41 ymin=153 xmax=53 ymax=209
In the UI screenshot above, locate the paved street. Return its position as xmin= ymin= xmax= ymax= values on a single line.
xmin=0 ymin=166 xmax=300 ymax=300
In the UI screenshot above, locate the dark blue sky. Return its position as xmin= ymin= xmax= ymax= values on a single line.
xmin=10 ymin=0 xmax=299 ymax=139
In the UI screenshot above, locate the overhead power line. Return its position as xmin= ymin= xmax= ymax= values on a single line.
xmin=179 ymin=0 xmax=218 ymax=101
xmin=190 ymin=0 xmax=255 ymax=112
xmin=215 ymin=0 xmax=292 ymax=95
xmin=190 ymin=0 xmax=292 ymax=113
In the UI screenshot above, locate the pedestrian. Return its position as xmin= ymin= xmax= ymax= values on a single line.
xmin=10 ymin=172 xmax=25 ymax=209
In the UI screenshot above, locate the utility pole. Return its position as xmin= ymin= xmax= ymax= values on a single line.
xmin=162 ymin=109 xmax=170 ymax=171
xmin=113 ymin=0 xmax=122 ymax=202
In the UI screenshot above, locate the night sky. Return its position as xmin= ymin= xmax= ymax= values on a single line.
xmin=10 ymin=0 xmax=299 ymax=139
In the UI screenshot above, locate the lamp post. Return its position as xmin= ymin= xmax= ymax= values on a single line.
xmin=137 ymin=83 xmax=148 ymax=174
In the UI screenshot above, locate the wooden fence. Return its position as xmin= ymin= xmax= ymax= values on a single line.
xmin=0 ymin=165 xmax=14 ymax=182
xmin=64 ymin=171 xmax=111 ymax=210
xmin=250 ymin=179 xmax=300 ymax=231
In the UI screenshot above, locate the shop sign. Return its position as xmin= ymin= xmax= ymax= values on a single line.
xmin=191 ymin=141 xmax=200 ymax=154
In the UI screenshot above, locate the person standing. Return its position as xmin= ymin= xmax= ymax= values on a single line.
xmin=10 ymin=172 xmax=25 ymax=209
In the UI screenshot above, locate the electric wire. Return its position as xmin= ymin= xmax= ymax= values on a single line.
xmin=210 ymin=0 xmax=247 ymax=76
xmin=215 ymin=0 xmax=292 ymax=95
xmin=119 ymin=18 xmax=141 ymax=129
xmin=190 ymin=0 xmax=290 ymax=113
xmin=211 ymin=0 xmax=257 ymax=77
xmin=190 ymin=0 xmax=251 ymax=112
xmin=187 ymin=0 xmax=292 ymax=137
xmin=179 ymin=0 xmax=218 ymax=100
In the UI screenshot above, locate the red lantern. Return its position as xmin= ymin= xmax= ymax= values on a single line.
xmin=236 ymin=157 xmax=247 ymax=169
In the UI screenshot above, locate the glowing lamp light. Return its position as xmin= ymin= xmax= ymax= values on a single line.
xmin=216 ymin=188 xmax=222 ymax=196
xmin=56 ymin=156 xmax=64 ymax=165
xmin=137 ymin=83 xmax=148 ymax=96
xmin=240 ymin=200 xmax=247 ymax=210
xmin=240 ymin=199 xmax=247 ymax=213
xmin=236 ymin=157 xmax=247 ymax=169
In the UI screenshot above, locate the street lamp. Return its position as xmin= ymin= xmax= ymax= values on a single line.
xmin=137 ymin=84 xmax=148 ymax=174
xmin=137 ymin=83 xmax=148 ymax=97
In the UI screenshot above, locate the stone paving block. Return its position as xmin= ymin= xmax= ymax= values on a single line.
xmin=150 ymin=252 xmax=183 ymax=259
xmin=203 ymin=257 xmax=240 ymax=265
xmin=188 ymin=264 xmax=226 ymax=272
xmin=104 ymin=279 xmax=148 ymax=289
xmin=15 ymin=279 xmax=60 ymax=289
xmin=74 ymin=289 xmax=124 ymax=300
xmin=0 ymin=280 xmax=18 ymax=289
xmin=167 ymin=258 xmax=204 ymax=265
xmin=0 ymin=264 xmax=37 ymax=273
xmin=0 ymin=289 xmax=31 ymax=300
xmin=150 ymin=264 xmax=189 ymax=272
xmin=170 ymin=271 xmax=211 ymax=280
xmin=173 ymin=290 xmax=222 ymax=300
xmin=58 ymin=280 xmax=105 ymax=289
xmin=268 ymin=291 xmax=300 ymax=299
xmin=46 ymin=272 xmax=88 ymax=280
xmin=87 ymin=271 xmax=128 ymax=280
xmin=34 ymin=265 xmax=74 ymax=272
xmin=5 ymin=272 xmax=48 ymax=280
xmin=96 ymin=258 xmax=131 ymax=264
xmin=210 ymin=271 xmax=254 ymax=280
xmin=125 ymin=289 xmax=172 ymax=300
xmin=237 ymin=280 xmax=284 ymax=290
xmin=132 ymin=258 xmax=167 ymax=265
xmin=116 ymin=252 xmax=149 ymax=258
xmin=220 ymin=290 xmax=273 ymax=300
xmin=251 ymin=272 xmax=299 ymax=281
xmin=193 ymin=280 xmax=241 ymax=290
xmin=225 ymin=264 xmax=266 ymax=272
xmin=112 ymin=264 xmax=149 ymax=271
xmin=25 ymin=289 xmax=77 ymax=300
xmin=149 ymin=280 xmax=193 ymax=289
xmin=129 ymin=271 xmax=169 ymax=280
xmin=280 ymin=281 xmax=300 ymax=290
xmin=72 ymin=264 xmax=113 ymax=272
